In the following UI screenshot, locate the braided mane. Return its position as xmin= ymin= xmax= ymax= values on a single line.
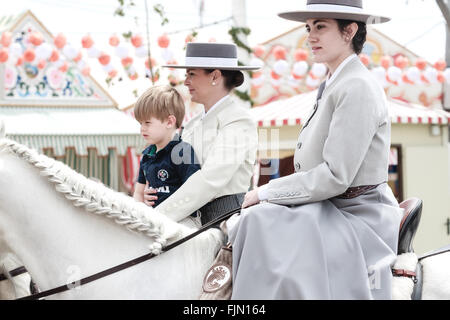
xmin=0 ymin=137 xmax=187 ymax=254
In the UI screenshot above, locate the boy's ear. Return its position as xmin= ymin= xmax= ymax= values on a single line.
xmin=166 ymin=115 xmax=177 ymax=128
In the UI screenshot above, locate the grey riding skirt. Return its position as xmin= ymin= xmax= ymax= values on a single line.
xmin=228 ymin=183 xmax=403 ymax=300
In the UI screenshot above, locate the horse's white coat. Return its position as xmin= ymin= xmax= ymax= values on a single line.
xmin=421 ymin=251 xmax=450 ymax=300
xmin=0 ymin=137 xmax=224 ymax=299
xmin=0 ymin=252 xmax=32 ymax=299
xmin=391 ymin=252 xmax=417 ymax=300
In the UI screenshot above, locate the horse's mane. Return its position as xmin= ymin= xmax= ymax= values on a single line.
xmin=0 ymin=134 xmax=188 ymax=254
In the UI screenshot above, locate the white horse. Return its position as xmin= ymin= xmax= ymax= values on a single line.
xmin=0 ymin=120 xmax=224 ymax=299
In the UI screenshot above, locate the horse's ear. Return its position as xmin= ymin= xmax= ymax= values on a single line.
xmin=0 ymin=119 xmax=5 ymax=139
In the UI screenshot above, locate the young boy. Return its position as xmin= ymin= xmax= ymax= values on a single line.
xmin=133 ymin=85 xmax=200 ymax=208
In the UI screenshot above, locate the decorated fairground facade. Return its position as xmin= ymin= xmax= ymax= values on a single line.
xmin=0 ymin=11 xmax=143 ymax=193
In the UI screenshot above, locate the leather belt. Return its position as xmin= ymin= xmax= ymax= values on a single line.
xmin=336 ymin=183 xmax=385 ymax=199
xmin=197 ymin=193 xmax=245 ymax=226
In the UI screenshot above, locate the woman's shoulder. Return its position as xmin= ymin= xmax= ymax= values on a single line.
xmin=217 ymin=98 xmax=255 ymax=126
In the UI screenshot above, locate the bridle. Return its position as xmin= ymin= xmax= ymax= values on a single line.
xmin=0 ymin=207 xmax=241 ymax=300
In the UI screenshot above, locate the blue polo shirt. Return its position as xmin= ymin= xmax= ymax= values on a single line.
xmin=137 ymin=134 xmax=201 ymax=207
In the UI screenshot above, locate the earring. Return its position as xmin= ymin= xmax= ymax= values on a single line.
xmin=212 ymin=82 xmax=216 ymax=86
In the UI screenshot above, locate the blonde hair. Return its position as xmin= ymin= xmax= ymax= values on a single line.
xmin=134 ymin=85 xmax=185 ymax=128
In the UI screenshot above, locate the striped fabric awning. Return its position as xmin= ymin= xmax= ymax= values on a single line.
xmin=1 ymin=106 xmax=144 ymax=156
xmin=250 ymin=90 xmax=450 ymax=127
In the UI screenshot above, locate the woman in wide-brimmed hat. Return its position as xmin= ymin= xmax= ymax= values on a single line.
xmin=227 ymin=0 xmax=403 ymax=299
xmin=144 ymin=42 xmax=260 ymax=227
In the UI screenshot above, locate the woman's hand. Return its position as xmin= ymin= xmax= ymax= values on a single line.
xmin=143 ymin=184 xmax=158 ymax=207
xmin=241 ymin=188 xmax=260 ymax=209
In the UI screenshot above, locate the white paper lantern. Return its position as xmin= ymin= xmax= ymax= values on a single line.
xmin=35 ymin=43 xmax=52 ymax=60
xmin=306 ymin=75 xmax=320 ymax=88
xmin=62 ymin=44 xmax=78 ymax=60
xmin=135 ymin=45 xmax=147 ymax=58
xmin=406 ymin=66 xmax=420 ymax=84
xmin=102 ymin=63 xmax=114 ymax=73
xmin=371 ymin=67 xmax=388 ymax=88
xmin=387 ymin=66 xmax=402 ymax=82
xmin=270 ymin=77 xmax=283 ymax=87
xmin=77 ymin=60 xmax=87 ymax=69
xmin=87 ymin=46 xmax=101 ymax=58
xmin=292 ymin=61 xmax=308 ymax=77
xmin=10 ymin=42 xmax=23 ymax=56
xmin=161 ymin=47 xmax=174 ymax=62
xmin=273 ymin=59 xmax=289 ymax=75
xmin=311 ymin=63 xmax=327 ymax=78
xmin=444 ymin=68 xmax=450 ymax=84
xmin=249 ymin=57 xmax=264 ymax=68
xmin=115 ymin=44 xmax=129 ymax=59
xmin=423 ymin=67 xmax=438 ymax=84
xmin=251 ymin=74 xmax=265 ymax=87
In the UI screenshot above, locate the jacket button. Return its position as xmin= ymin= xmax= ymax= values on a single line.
xmin=295 ymin=163 xmax=301 ymax=171
xmin=297 ymin=142 xmax=302 ymax=149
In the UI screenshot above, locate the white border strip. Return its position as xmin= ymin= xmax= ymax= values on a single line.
xmin=185 ymin=56 xmax=238 ymax=67
xmin=305 ymin=4 xmax=364 ymax=14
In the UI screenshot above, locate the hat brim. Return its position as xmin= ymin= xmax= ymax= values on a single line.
xmin=278 ymin=11 xmax=391 ymax=24
xmin=162 ymin=64 xmax=261 ymax=71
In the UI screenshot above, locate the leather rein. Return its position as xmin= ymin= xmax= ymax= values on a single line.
xmin=1 ymin=208 xmax=241 ymax=300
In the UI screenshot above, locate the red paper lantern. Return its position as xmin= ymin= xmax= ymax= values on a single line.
xmin=253 ymin=45 xmax=265 ymax=58
xmin=359 ymin=53 xmax=370 ymax=66
xmin=394 ymin=55 xmax=409 ymax=69
xmin=37 ymin=59 xmax=46 ymax=69
xmin=121 ymin=56 xmax=133 ymax=67
xmin=59 ymin=61 xmax=68 ymax=73
xmin=98 ymin=52 xmax=111 ymax=66
xmin=109 ymin=35 xmax=120 ymax=47
xmin=54 ymin=33 xmax=66 ymax=49
xmin=401 ymin=74 xmax=414 ymax=85
xmin=81 ymin=35 xmax=94 ymax=49
xmin=129 ymin=73 xmax=138 ymax=80
xmin=73 ymin=51 xmax=82 ymax=62
xmin=15 ymin=56 xmax=23 ymax=66
xmin=81 ymin=66 xmax=90 ymax=76
xmin=49 ymin=49 xmax=59 ymax=62
xmin=0 ymin=48 xmax=8 ymax=63
xmin=145 ymin=57 xmax=157 ymax=69
xmin=294 ymin=48 xmax=308 ymax=62
xmin=157 ymin=34 xmax=170 ymax=48
xmin=108 ymin=70 xmax=117 ymax=78
xmin=380 ymin=56 xmax=392 ymax=69
xmin=23 ymin=48 xmax=36 ymax=62
xmin=252 ymin=71 xmax=263 ymax=79
xmin=29 ymin=31 xmax=44 ymax=46
xmin=437 ymin=71 xmax=445 ymax=83
xmin=270 ymin=70 xmax=281 ymax=80
xmin=272 ymin=45 xmax=287 ymax=60
xmin=131 ymin=34 xmax=143 ymax=48
xmin=1 ymin=31 xmax=12 ymax=47
xmin=434 ymin=60 xmax=447 ymax=72
xmin=415 ymin=58 xmax=427 ymax=71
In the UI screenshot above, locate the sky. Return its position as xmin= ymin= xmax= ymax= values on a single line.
xmin=1 ymin=0 xmax=447 ymax=106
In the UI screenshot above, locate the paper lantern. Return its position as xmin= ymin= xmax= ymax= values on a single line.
xmin=109 ymin=35 xmax=120 ymax=47
xmin=306 ymin=75 xmax=320 ymax=88
xmin=121 ymin=56 xmax=133 ymax=67
xmin=251 ymin=74 xmax=265 ymax=88
xmin=108 ymin=69 xmax=118 ymax=78
xmin=15 ymin=56 xmax=23 ymax=66
xmin=270 ymin=70 xmax=281 ymax=80
xmin=437 ymin=71 xmax=445 ymax=83
xmin=54 ymin=33 xmax=67 ymax=49
xmin=1 ymin=31 xmax=12 ymax=47
xmin=102 ymin=63 xmax=114 ymax=73
xmin=434 ymin=60 xmax=447 ymax=72
xmin=311 ymin=63 xmax=327 ymax=78
xmin=81 ymin=66 xmax=90 ymax=76
xmin=35 ymin=43 xmax=52 ymax=60
xmin=87 ymin=46 xmax=101 ymax=58
xmin=161 ymin=48 xmax=174 ymax=62
xmin=292 ymin=61 xmax=308 ymax=78
xmin=359 ymin=53 xmax=370 ymax=66
xmin=272 ymin=45 xmax=287 ymax=60
xmin=380 ymin=56 xmax=392 ymax=69
xmin=394 ymin=55 xmax=409 ymax=69
xmin=294 ymin=48 xmax=308 ymax=62
xmin=58 ymin=61 xmax=68 ymax=73
xmin=249 ymin=58 xmax=264 ymax=68
xmin=81 ymin=35 xmax=94 ymax=49
xmin=23 ymin=48 xmax=36 ymax=62
xmin=402 ymin=74 xmax=414 ymax=85
xmin=273 ymin=59 xmax=289 ymax=76
xmin=415 ymin=58 xmax=427 ymax=71
xmin=73 ymin=51 xmax=82 ymax=62
xmin=422 ymin=67 xmax=438 ymax=84
xmin=386 ymin=66 xmax=401 ymax=84
xmin=29 ymin=31 xmax=44 ymax=46
xmin=157 ymin=34 xmax=170 ymax=48
xmin=129 ymin=73 xmax=138 ymax=80
xmin=37 ymin=59 xmax=46 ymax=69
xmin=131 ymin=34 xmax=143 ymax=48
xmin=371 ymin=66 xmax=388 ymax=88
xmin=115 ymin=44 xmax=129 ymax=59
xmin=135 ymin=45 xmax=147 ymax=58
xmin=253 ymin=45 xmax=265 ymax=58
xmin=49 ymin=49 xmax=59 ymax=62
xmin=63 ymin=44 xmax=78 ymax=60
xmin=98 ymin=53 xmax=111 ymax=66
xmin=0 ymin=48 xmax=9 ymax=63
xmin=406 ymin=66 xmax=420 ymax=84
xmin=145 ymin=57 xmax=157 ymax=69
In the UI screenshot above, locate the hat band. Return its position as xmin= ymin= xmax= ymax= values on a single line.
xmin=305 ymin=4 xmax=364 ymax=14
xmin=185 ymin=56 xmax=238 ymax=68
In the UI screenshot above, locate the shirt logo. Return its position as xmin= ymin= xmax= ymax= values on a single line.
xmin=157 ymin=169 xmax=169 ymax=181
xmin=202 ymin=263 xmax=232 ymax=293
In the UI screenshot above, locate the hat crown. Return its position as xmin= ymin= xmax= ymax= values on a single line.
xmin=186 ymin=42 xmax=237 ymax=59
xmin=307 ymin=0 xmax=363 ymax=8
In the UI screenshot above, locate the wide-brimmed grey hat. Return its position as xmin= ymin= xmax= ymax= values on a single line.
xmin=162 ymin=42 xmax=261 ymax=71
xmin=278 ymin=0 xmax=390 ymax=24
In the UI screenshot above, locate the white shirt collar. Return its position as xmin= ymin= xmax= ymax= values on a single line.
xmin=325 ymin=54 xmax=357 ymax=88
xmin=201 ymin=95 xmax=230 ymax=119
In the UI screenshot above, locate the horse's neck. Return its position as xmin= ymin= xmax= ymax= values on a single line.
xmin=0 ymin=152 xmax=160 ymax=290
